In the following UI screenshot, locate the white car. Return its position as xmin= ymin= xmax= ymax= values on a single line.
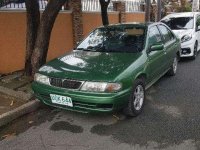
xmin=161 ymin=12 xmax=200 ymax=59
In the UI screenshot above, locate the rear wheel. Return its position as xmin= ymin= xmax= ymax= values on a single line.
xmin=123 ymin=79 xmax=145 ymax=117
xmin=191 ymin=42 xmax=198 ymax=60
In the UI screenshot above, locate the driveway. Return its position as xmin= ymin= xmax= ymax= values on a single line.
xmin=0 ymin=57 xmax=200 ymax=150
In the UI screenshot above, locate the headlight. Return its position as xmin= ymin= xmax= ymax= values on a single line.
xmin=34 ymin=73 xmax=50 ymax=85
xmin=81 ymin=82 xmax=122 ymax=92
xmin=181 ymin=34 xmax=192 ymax=43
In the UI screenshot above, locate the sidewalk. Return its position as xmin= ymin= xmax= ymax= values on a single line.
xmin=0 ymin=71 xmax=41 ymax=127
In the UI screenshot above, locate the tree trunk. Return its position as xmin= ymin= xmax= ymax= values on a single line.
xmin=99 ymin=0 xmax=110 ymax=26
xmin=25 ymin=0 xmax=40 ymax=76
xmin=145 ymin=0 xmax=151 ymax=22
xmin=31 ymin=0 xmax=68 ymax=75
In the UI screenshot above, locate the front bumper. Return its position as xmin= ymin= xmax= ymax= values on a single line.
xmin=32 ymin=82 xmax=131 ymax=113
xmin=180 ymin=40 xmax=195 ymax=57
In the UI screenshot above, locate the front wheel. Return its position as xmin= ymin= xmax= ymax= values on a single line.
xmin=167 ymin=56 xmax=178 ymax=76
xmin=191 ymin=42 xmax=198 ymax=60
xmin=123 ymin=79 xmax=145 ymax=117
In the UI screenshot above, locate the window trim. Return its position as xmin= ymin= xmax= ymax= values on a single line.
xmin=147 ymin=25 xmax=164 ymax=49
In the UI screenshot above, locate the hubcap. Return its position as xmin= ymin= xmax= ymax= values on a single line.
xmin=173 ymin=57 xmax=177 ymax=73
xmin=133 ymin=85 xmax=144 ymax=111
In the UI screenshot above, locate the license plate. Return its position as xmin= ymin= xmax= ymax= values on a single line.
xmin=50 ymin=94 xmax=73 ymax=107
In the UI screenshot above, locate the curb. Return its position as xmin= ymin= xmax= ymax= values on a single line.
xmin=0 ymin=100 xmax=41 ymax=128
xmin=0 ymin=86 xmax=32 ymax=101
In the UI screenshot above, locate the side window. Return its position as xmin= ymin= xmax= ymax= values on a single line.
xmin=158 ymin=25 xmax=174 ymax=43
xmin=148 ymin=26 xmax=162 ymax=47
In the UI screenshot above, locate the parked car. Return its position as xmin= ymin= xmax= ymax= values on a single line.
xmin=161 ymin=12 xmax=200 ymax=59
xmin=32 ymin=22 xmax=180 ymax=117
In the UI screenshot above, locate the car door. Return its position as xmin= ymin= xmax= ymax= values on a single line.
xmin=146 ymin=25 xmax=166 ymax=84
xmin=157 ymin=24 xmax=177 ymax=70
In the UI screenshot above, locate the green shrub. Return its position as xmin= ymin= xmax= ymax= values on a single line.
xmin=177 ymin=2 xmax=192 ymax=12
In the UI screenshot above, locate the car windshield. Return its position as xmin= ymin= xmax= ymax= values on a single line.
xmin=77 ymin=26 xmax=146 ymax=53
xmin=161 ymin=17 xmax=194 ymax=30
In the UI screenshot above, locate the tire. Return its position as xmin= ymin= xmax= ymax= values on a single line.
xmin=191 ymin=42 xmax=198 ymax=60
xmin=123 ymin=79 xmax=145 ymax=117
xmin=167 ymin=55 xmax=178 ymax=76
xmin=177 ymin=52 xmax=181 ymax=62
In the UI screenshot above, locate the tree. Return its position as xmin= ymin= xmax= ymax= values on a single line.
xmin=25 ymin=0 xmax=68 ymax=76
xmin=25 ymin=0 xmax=40 ymax=76
xmin=25 ymin=0 xmax=110 ymax=76
xmin=180 ymin=0 xmax=186 ymax=9
xmin=179 ymin=0 xmax=192 ymax=12
xmin=99 ymin=0 xmax=110 ymax=26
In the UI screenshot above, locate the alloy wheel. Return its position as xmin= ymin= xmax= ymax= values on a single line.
xmin=173 ymin=57 xmax=178 ymax=74
xmin=133 ymin=85 xmax=144 ymax=111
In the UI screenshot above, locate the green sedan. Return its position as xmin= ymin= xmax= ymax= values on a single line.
xmin=32 ymin=22 xmax=180 ymax=117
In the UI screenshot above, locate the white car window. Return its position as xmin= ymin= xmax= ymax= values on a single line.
xmin=161 ymin=17 xmax=194 ymax=30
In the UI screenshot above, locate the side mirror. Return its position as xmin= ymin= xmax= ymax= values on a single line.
xmin=150 ymin=44 xmax=164 ymax=52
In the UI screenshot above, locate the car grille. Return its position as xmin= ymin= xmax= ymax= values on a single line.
xmin=50 ymin=78 xmax=83 ymax=89
xmin=181 ymin=48 xmax=191 ymax=54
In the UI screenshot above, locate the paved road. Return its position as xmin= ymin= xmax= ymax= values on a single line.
xmin=0 ymin=56 xmax=200 ymax=150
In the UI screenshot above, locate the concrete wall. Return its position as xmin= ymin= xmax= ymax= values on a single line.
xmin=82 ymin=12 xmax=119 ymax=36
xmin=0 ymin=11 xmax=74 ymax=73
xmin=126 ymin=12 xmax=145 ymax=23
xmin=0 ymin=10 xmax=145 ymax=74
xmin=47 ymin=12 xmax=73 ymax=61
xmin=0 ymin=11 xmax=26 ymax=74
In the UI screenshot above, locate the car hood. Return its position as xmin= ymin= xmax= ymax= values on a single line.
xmin=38 ymin=50 xmax=142 ymax=81
xmin=172 ymin=29 xmax=193 ymax=39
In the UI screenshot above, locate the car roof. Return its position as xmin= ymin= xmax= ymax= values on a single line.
xmin=161 ymin=12 xmax=200 ymax=20
xmin=98 ymin=22 xmax=153 ymax=29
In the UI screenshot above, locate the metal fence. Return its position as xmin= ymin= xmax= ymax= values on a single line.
xmin=125 ymin=0 xmax=145 ymax=12
xmin=0 ymin=0 xmax=144 ymax=12
xmin=82 ymin=0 xmax=145 ymax=12
xmin=0 ymin=0 xmax=47 ymax=10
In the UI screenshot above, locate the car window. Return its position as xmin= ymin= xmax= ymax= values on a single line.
xmin=161 ymin=17 xmax=194 ymax=30
xmin=158 ymin=25 xmax=174 ymax=43
xmin=77 ymin=26 xmax=146 ymax=53
xmin=148 ymin=26 xmax=162 ymax=47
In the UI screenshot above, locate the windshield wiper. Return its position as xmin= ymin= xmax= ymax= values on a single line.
xmin=179 ymin=27 xmax=188 ymax=30
xmin=76 ymin=47 xmax=96 ymax=51
xmin=76 ymin=48 xmax=85 ymax=50
xmin=77 ymin=45 xmax=107 ymax=52
xmin=175 ymin=25 xmax=189 ymax=30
